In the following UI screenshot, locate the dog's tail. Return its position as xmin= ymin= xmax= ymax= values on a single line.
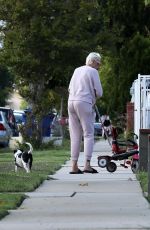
xmin=25 ymin=142 xmax=33 ymax=153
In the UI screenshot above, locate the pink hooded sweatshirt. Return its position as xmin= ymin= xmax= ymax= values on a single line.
xmin=68 ymin=65 xmax=103 ymax=105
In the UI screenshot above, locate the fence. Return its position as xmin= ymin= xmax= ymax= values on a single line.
xmin=130 ymin=74 xmax=150 ymax=197
xmin=148 ymin=135 xmax=150 ymax=197
xmin=130 ymin=74 xmax=150 ymax=140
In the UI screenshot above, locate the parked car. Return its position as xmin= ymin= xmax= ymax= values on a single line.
xmin=50 ymin=114 xmax=62 ymax=137
xmin=42 ymin=113 xmax=56 ymax=137
xmin=17 ymin=109 xmax=58 ymax=138
xmin=0 ymin=107 xmax=19 ymax=136
xmin=0 ymin=111 xmax=12 ymax=147
xmin=13 ymin=110 xmax=26 ymax=126
xmin=94 ymin=122 xmax=102 ymax=136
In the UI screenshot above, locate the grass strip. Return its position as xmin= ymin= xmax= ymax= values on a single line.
xmin=0 ymin=142 xmax=70 ymax=219
xmin=0 ymin=193 xmax=26 ymax=219
xmin=137 ymin=171 xmax=150 ymax=202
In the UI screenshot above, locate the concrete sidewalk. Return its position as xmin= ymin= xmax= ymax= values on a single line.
xmin=0 ymin=140 xmax=150 ymax=230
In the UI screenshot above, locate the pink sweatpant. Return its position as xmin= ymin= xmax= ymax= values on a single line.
xmin=68 ymin=101 xmax=95 ymax=161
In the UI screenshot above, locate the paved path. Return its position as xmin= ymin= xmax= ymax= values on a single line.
xmin=0 ymin=140 xmax=150 ymax=230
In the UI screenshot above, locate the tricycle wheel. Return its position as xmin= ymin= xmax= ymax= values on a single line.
xmin=106 ymin=162 xmax=117 ymax=173
xmin=131 ymin=160 xmax=139 ymax=173
xmin=98 ymin=156 xmax=109 ymax=168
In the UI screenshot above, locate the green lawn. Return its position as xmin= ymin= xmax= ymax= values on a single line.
xmin=137 ymin=171 xmax=149 ymax=202
xmin=0 ymin=142 xmax=70 ymax=219
xmin=0 ymin=193 xmax=26 ymax=219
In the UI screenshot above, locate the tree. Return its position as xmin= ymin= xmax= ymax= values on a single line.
xmin=0 ymin=64 xmax=13 ymax=106
xmin=97 ymin=0 xmax=150 ymax=117
xmin=120 ymin=33 xmax=150 ymax=90
xmin=1 ymin=0 xmax=149 ymax=134
xmin=0 ymin=0 xmax=104 ymax=145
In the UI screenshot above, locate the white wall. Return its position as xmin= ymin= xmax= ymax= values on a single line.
xmin=130 ymin=74 xmax=150 ymax=141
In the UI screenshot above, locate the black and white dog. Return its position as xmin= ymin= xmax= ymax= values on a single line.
xmin=14 ymin=142 xmax=33 ymax=173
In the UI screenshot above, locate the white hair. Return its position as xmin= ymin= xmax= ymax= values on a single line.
xmin=86 ymin=52 xmax=101 ymax=65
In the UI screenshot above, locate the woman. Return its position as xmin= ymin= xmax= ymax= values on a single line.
xmin=68 ymin=52 xmax=103 ymax=174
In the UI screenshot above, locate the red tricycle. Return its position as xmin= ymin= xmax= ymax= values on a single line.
xmin=97 ymin=126 xmax=139 ymax=173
